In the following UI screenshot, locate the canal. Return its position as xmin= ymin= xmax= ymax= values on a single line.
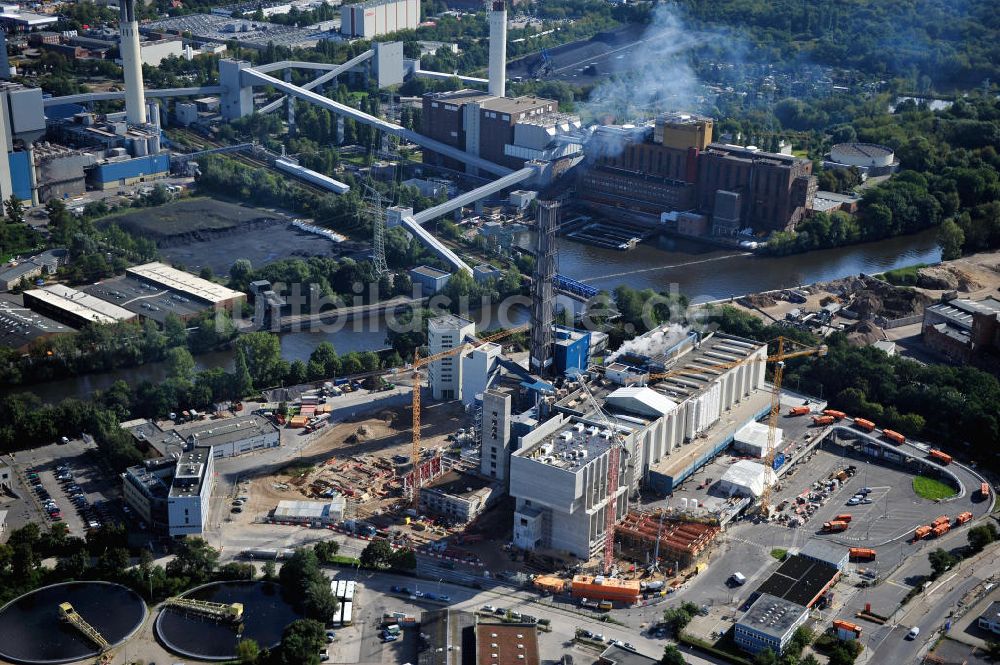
xmin=5 ymin=229 xmax=940 ymax=403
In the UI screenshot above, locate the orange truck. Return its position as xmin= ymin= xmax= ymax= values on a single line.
xmin=983 ymin=483 xmax=991 ymax=499
xmin=835 ymin=514 xmax=853 ymax=523
xmin=812 ymin=415 xmax=835 ymax=426
xmin=823 ymin=520 xmax=849 ymax=533
xmin=955 ymin=512 xmax=973 ymax=525
xmin=882 ymin=429 xmax=906 ymax=445
xmin=853 ymin=418 xmax=876 ymax=432
xmin=823 ymin=410 xmax=847 ymax=420
xmin=932 ymin=523 xmax=951 ymax=537
xmin=914 ymin=525 xmax=932 ymax=540
xmin=788 ymin=406 xmax=810 ymax=416
xmin=849 ymin=548 xmax=877 ymax=561
xmin=929 ymin=449 xmax=953 ymax=465
xmin=932 ymin=515 xmax=950 ymax=528
xmin=833 ymin=620 xmax=863 ymax=640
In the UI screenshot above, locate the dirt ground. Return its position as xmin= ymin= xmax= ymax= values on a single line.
xmin=240 ymin=402 xmax=471 ymax=540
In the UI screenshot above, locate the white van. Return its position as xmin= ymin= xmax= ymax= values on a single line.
xmin=907 ymin=626 xmax=920 ymax=640
xmin=730 ymin=572 xmax=746 ymax=586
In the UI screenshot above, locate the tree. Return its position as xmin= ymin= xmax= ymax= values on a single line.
xmin=660 ymin=645 xmax=686 ymax=665
xmin=938 ymin=217 xmax=966 ymax=260
xmin=390 ymin=547 xmax=417 ymax=571
xmin=165 ymin=346 xmax=196 ymax=381
xmin=304 ymin=580 xmax=340 ymax=623
xmin=968 ymin=523 xmax=999 ymax=552
xmin=928 ymin=548 xmax=957 ymax=577
xmin=752 ymin=649 xmax=777 ymax=665
xmin=235 ymin=332 xmax=284 ymax=388
xmin=263 ymin=560 xmax=277 ymax=581
xmin=313 ymin=540 xmax=340 ymax=563
xmin=360 ymin=539 xmax=393 ymax=569
xmin=166 ymin=537 xmax=220 ymax=583
xmin=232 ymin=349 xmax=253 ymax=398
xmin=661 ymin=602 xmax=699 ymax=634
xmin=230 ymin=258 xmax=255 ymax=291
xmin=4 ymin=194 xmax=25 ymax=225
xmin=277 ymin=618 xmax=326 ymax=665
xmin=237 ymin=638 xmax=260 ymax=664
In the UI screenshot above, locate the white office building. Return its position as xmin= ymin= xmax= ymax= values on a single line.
xmin=166 ymin=446 xmax=214 ymax=537
xmin=428 ymin=314 xmax=475 ymax=401
xmin=460 ymin=341 xmax=502 ymax=407
xmin=170 ymin=414 xmax=280 ymax=458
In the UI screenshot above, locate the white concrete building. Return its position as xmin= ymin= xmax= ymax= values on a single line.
xmin=428 ymin=314 xmax=475 ymax=401
xmin=460 ymin=341 xmax=501 ymax=407
xmin=510 ymin=331 xmax=768 ymax=558
xmin=139 ymin=38 xmax=184 ymax=66
xmin=480 ymin=388 xmax=513 ymax=482
xmin=340 ymin=0 xmax=419 ymax=38
xmin=273 ymin=499 xmax=345 ymax=526
xmin=167 ymin=446 xmax=214 ymax=537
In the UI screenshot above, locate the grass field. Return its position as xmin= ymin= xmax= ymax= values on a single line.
xmin=913 ymin=475 xmax=958 ymax=501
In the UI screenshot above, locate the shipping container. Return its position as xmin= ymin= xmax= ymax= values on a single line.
xmin=822 ymin=410 xmax=847 ymax=420
xmin=788 ymin=406 xmax=810 ymax=416
xmin=982 ymin=483 xmax=991 ymax=500
xmin=570 ymin=575 xmax=641 ymax=603
xmin=881 ymin=429 xmax=905 ymax=445
xmin=849 ymin=548 xmax=876 ymax=561
xmin=853 ymin=418 xmax=876 ymax=432
xmin=929 ymin=449 xmax=953 ymax=465
xmin=340 ymin=601 xmax=353 ymax=626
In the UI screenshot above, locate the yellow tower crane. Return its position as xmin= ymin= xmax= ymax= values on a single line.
xmin=409 ymin=324 xmax=529 ymax=508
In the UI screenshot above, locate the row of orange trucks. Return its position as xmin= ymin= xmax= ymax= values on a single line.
xmin=913 ymin=512 xmax=974 ymax=540
xmin=791 ymin=406 xmax=916 ymax=447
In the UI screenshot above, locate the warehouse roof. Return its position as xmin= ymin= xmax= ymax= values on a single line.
xmin=274 ymin=499 xmax=345 ymax=520
xmin=797 ymin=539 xmax=849 ymax=570
xmin=24 ymin=284 xmax=136 ymax=324
xmin=82 ymin=275 xmax=209 ymax=324
xmin=171 ymin=414 xmax=278 ymax=448
xmin=738 ymin=593 xmax=809 ymax=641
xmin=476 ymin=623 xmax=539 ymax=665
xmin=480 ymin=95 xmax=554 ymax=116
xmin=0 ymin=294 xmax=72 ymax=350
xmin=754 ymin=554 xmax=839 ymax=608
xmin=126 ymin=262 xmax=245 ymax=306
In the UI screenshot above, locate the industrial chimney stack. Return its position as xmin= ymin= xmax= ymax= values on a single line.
xmin=488 ymin=0 xmax=507 ymax=98
xmin=119 ymin=0 xmax=147 ymax=125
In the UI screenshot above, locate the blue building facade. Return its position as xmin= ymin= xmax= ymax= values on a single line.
xmin=552 ymin=326 xmax=590 ymax=376
xmin=88 ymin=154 xmax=170 ymax=189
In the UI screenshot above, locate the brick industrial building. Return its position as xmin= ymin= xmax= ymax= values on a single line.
xmin=420 ymin=90 xmax=582 ymax=173
xmin=577 ymin=112 xmax=818 ymax=234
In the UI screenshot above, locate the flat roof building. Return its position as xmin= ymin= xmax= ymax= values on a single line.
xmin=273 ymin=499 xmax=346 ymax=526
xmin=82 ymin=275 xmax=214 ymax=324
xmin=0 ymin=294 xmax=73 ymax=353
xmin=797 ymin=539 xmax=850 ymax=572
xmin=734 ymin=593 xmax=810 ymax=655
xmin=510 ymin=329 xmax=767 ymax=558
xmin=977 ymin=600 xmax=1000 ymax=635
xmin=169 ymin=414 xmax=280 ymax=458
xmin=922 ymin=296 xmax=1000 ymax=363
xmin=475 ymin=622 xmax=539 ymax=665
xmin=126 ymin=262 xmax=246 ymax=310
xmin=428 ymin=314 xmax=475 ymax=401
xmin=420 ymin=471 xmax=500 ymax=525
xmin=753 ymin=553 xmax=840 ymax=608
xmin=167 ymin=446 xmax=214 ymax=537
xmin=22 ymin=284 xmax=137 ymax=327
xmin=419 ymin=609 xmax=477 ymax=665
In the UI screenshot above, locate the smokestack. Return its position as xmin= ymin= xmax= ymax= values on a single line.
xmin=488 ymin=0 xmax=507 ymax=98
xmin=119 ymin=0 xmax=147 ymax=125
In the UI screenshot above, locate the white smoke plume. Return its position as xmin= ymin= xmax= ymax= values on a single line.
xmin=585 ymin=4 xmax=711 ymax=125
xmin=609 ymin=323 xmax=689 ymax=362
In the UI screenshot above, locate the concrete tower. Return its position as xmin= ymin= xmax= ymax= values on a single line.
xmin=118 ymin=0 xmax=147 ymax=125
xmin=488 ymin=0 xmax=507 ymax=98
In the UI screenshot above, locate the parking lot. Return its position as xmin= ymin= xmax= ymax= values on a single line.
xmin=5 ymin=437 xmax=125 ymax=538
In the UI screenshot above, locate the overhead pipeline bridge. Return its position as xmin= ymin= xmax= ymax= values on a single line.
xmin=44 ymin=86 xmax=224 ymax=107
xmin=258 ymin=50 xmax=376 ymax=114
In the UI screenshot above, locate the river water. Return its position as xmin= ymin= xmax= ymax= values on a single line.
xmin=5 ymin=230 xmax=940 ymax=403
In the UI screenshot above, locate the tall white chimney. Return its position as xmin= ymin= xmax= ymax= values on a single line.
xmin=488 ymin=0 xmax=507 ymax=98
xmin=119 ymin=0 xmax=147 ymax=125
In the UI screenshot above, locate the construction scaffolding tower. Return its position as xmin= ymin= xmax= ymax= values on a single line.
xmin=530 ymin=200 xmax=558 ymax=376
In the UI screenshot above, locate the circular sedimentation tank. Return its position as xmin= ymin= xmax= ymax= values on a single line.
xmin=155 ymin=580 xmax=302 ymax=661
xmin=0 ymin=581 xmax=148 ymax=665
